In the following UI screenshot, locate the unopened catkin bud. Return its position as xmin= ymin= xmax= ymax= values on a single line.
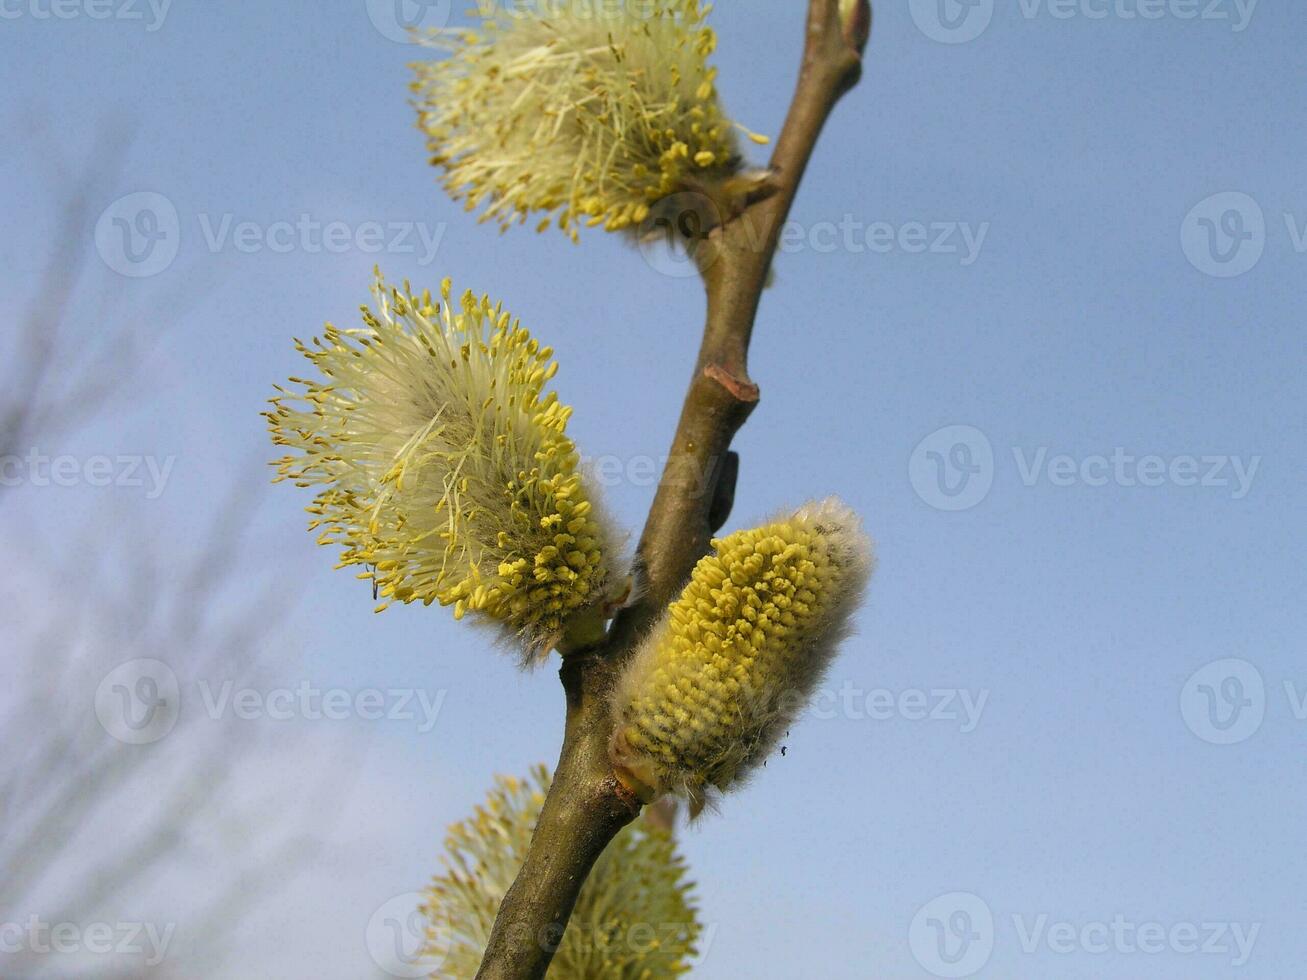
xmin=840 ymin=0 xmax=873 ymax=54
xmin=610 ymin=498 xmax=873 ymax=809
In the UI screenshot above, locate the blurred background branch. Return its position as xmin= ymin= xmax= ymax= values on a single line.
xmin=1 ymin=126 xmax=138 ymax=466
xmin=0 ymin=130 xmax=345 ymax=978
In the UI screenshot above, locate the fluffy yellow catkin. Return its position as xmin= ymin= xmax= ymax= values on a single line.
xmin=410 ymin=0 xmax=769 ymax=241
xmin=265 ymin=272 xmax=625 ymax=660
xmin=610 ymin=498 xmax=873 ymax=808
xmin=421 ymin=766 xmax=700 ymax=979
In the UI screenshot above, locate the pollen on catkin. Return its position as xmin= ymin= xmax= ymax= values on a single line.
xmin=409 ymin=0 xmax=769 ymax=241
xmin=421 ymin=766 xmax=700 ymax=979
xmin=265 ymin=271 xmax=625 ymax=660
xmin=610 ymin=498 xmax=873 ymax=808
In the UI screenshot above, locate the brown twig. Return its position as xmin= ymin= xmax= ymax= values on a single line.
xmin=473 ymin=4 xmax=867 ymax=977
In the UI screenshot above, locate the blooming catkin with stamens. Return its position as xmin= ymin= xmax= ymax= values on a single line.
xmin=421 ymin=766 xmax=700 ymax=979
xmin=265 ymin=272 xmax=625 ymax=659
xmin=610 ymin=498 xmax=873 ymax=808
xmin=410 ymin=0 xmax=769 ymax=241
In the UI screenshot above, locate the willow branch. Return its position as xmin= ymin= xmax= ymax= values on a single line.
xmin=473 ymin=4 xmax=867 ymax=977
xmin=624 ymin=0 xmax=865 ymax=623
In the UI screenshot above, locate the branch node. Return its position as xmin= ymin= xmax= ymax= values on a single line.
xmin=601 ymin=771 xmax=645 ymax=816
xmin=703 ymin=363 xmax=760 ymax=403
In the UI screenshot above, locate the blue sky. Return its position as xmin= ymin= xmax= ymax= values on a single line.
xmin=2 ymin=1 xmax=1305 ymax=977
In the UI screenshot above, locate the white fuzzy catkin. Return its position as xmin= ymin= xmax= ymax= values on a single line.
xmin=410 ymin=0 xmax=768 ymax=240
xmin=267 ymin=272 xmax=626 ymax=660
